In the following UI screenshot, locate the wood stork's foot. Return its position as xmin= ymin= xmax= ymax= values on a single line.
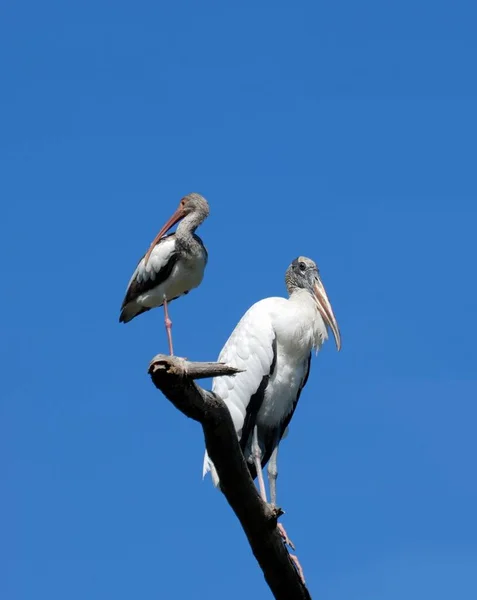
xmin=289 ymin=553 xmax=305 ymax=584
xmin=277 ymin=522 xmax=295 ymax=551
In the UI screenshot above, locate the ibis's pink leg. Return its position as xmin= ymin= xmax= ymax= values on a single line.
xmin=162 ymin=295 xmax=174 ymax=356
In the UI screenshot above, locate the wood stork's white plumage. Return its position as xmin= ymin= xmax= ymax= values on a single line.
xmin=120 ymin=193 xmax=209 ymax=354
xmin=203 ymin=256 xmax=341 ymax=509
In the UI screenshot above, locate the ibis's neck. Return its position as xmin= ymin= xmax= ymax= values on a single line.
xmin=175 ymin=212 xmax=203 ymax=251
xmin=289 ymin=288 xmax=328 ymax=350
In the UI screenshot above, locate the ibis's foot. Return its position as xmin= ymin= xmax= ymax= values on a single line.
xmin=278 ymin=523 xmax=295 ymax=551
xmin=290 ymin=553 xmax=305 ymax=584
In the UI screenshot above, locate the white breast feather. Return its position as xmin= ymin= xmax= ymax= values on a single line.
xmin=124 ymin=236 xmax=206 ymax=310
xmin=202 ymin=293 xmax=328 ymax=485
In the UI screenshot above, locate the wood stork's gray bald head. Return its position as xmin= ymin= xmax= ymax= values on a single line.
xmin=144 ymin=193 xmax=210 ymax=266
xmin=286 ymin=256 xmax=341 ymax=351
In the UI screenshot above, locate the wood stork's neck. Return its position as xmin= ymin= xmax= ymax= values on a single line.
xmin=288 ymin=288 xmax=329 ymax=350
xmin=175 ymin=211 xmax=205 ymax=251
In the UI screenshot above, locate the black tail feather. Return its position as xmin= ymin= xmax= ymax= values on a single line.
xmin=119 ymin=303 xmax=151 ymax=323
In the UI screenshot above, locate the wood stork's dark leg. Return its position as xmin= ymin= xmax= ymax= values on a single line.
xmin=252 ymin=426 xmax=267 ymax=502
xmin=267 ymin=444 xmax=279 ymax=506
xmin=267 ymin=444 xmax=296 ymax=551
xmin=163 ymin=295 xmax=174 ymax=356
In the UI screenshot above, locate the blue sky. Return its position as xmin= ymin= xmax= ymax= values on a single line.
xmin=1 ymin=1 xmax=476 ymax=598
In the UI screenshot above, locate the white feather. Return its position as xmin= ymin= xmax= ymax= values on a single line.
xmin=203 ymin=291 xmax=327 ymax=485
xmin=125 ymin=236 xmax=206 ymax=310
xmin=130 ymin=237 xmax=176 ymax=286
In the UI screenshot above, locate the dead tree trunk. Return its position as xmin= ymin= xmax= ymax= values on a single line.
xmin=148 ymin=354 xmax=312 ymax=600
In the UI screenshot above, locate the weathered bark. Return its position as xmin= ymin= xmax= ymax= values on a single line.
xmin=148 ymin=354 xmax=312 ymax=600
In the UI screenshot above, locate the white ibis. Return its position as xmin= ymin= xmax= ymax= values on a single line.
xmin=120 ymin=193 xmax=209 ymax=354
xmin=203 ymin=256 xmax=340 ymax=554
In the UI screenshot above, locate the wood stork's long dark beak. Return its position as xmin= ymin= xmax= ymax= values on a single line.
xmin=143 ymin=204 xmax=186 ymax=267
xmin=313 ymin=278 xmax=341 ymax=351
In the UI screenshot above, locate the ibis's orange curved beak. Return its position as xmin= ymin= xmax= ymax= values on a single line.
xmin=143 ymin=204 xmax=186 ymax=267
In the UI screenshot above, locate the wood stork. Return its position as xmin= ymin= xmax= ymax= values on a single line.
xmin=119 ymin=193 xmax=209 ymax=355
xmin=203 ymin=256 xmax=341 ymax=517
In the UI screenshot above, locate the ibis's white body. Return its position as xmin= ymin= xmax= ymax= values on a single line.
xmin=203 ymin=289 xmax=329 ymax=486
xmin=134 ymin=237 xmax=206 ymax=306
xmin=120 ymin=234 xmax=207 ymax=323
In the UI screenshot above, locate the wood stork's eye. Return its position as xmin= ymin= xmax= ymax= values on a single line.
xmin=298 ymin=261 xmax=306 ymax=272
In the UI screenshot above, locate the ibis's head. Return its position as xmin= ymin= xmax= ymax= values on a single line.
xmin=144 ymin=193 xmax=209 ymax=266
xmin=286 ymin=256 xmax=341 ymax=351
xmin=179 ymin=193 xmax=210 ymax=218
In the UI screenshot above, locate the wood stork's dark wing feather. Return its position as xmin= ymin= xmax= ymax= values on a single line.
xmin=247 ymin=352 xmax=311 ymax=480
xmin=239 ymin=336 xmax=278 ymax=455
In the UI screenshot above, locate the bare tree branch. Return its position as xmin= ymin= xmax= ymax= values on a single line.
xmin=148 ymin=354 xmax=312 ymax=600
